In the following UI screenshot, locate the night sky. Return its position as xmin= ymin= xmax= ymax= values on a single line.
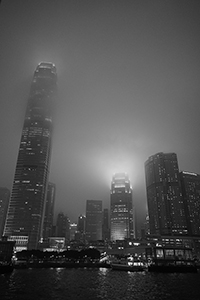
xmin=0 ymin=0 xmax=200 ymax=226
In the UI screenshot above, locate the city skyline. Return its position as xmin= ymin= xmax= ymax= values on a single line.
xmin=0 ymin=1 xmax=200 ymax=224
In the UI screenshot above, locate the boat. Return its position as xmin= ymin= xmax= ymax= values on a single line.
xmin=111 ymin=262 xmax=146 ymax=272
xmin=111 ymin=258 xmax=146 ymax=272
xmin=147 ymin=246 xmax=197 ymax=273
xmin=148 ymin=262 xmax=197 ymax=273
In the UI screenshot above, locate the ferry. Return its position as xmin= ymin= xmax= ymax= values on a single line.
xmin=147 ymin=246 xmax=197 ymax=273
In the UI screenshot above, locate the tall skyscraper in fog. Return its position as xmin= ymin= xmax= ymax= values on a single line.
xmin=145 ymin=152 xmax=187 ymax=236
xmin=4 ymin=62 xmax=57 ymax=249
xmin=110 ymin=173 xmax=134 ymax=241
xmin=85 ymin=200 xmax=102 ymax=241
xmin=0 ymin=188 xmax=10 ymax=237
xmin=43 ymin=182 xmax=56 ymax=241
xmin=180 ymin=171 xmax=200 ymax=236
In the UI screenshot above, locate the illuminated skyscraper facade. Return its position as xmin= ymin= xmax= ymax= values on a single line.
xmin=110 ymin=173 xmax=134 ymax=241
xmin=0 ymin=188 xmax=10 ymax=237
xmin=85 ymin=200 xmax=102 ymax=241
xmin=43 ymin=182 xmax=56 ymax=242
xmin=145 ymin=152 xmax=187 ymax=236
xmin=180 ymin=171 xmax=200 ymax=236
xmin=4 ymin=62 xmax=57 ymax=249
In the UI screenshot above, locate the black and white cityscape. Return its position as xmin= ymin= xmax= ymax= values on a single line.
xmin=1 ymin=1 xmax=200 ymax=299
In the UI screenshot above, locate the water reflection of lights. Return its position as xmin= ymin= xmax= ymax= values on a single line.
xmin=98 ymin=267 xmax=109 ymax=275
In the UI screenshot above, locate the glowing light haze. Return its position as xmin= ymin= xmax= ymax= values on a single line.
xmin=0 ymin=0 xmax=200 ymax=226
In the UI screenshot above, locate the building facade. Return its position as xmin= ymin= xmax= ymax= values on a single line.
xmin=102 ymin=208 xmax=110 ymax=241
xmin=110 ymin=173 xmax=134 ymax=241
xmin=180 ymin=171 xmax=200 ymax=236
xmin=56 ymin=212 xmax=70 ymax=241
xmin=0 ymin=188 xmax=10 ymax=237
xmin=4 ymin=62 xmax=57 ymax=249
xmin=43 ymin=182 xmax=56 ymax=242
xmin=85 ymin=200 xmax=102 ymax=241
xmin=145 ymin=152 xmax=187 ymax=236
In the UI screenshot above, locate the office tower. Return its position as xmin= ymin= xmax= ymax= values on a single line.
xmin=69 ymin=223 xmax=77 ymax=240
xmin=145 ymin=152 xmax=187 ymax=236
xmin=180 ymin=171 xmax=200 ymax=236
xmin=85 ymin=200 xmax=102 ymax=241
xmin=102 ymin=208 xmax=110 ymax=240
xmin=144 ymin=214 xmax=150 ymax=236
xmin=0 ymin=188 xmax=10 ymax=237
xmin=56 ymin=212 xmax=70 ymax=240
xmin=110 ymin=173 xmax=134 ymax=241
xmin=4 ymin=62 xmax=57 ymax=249
xmin=77 ymin=214 xmax=86 ymax=234
xmin=43 ymin=182 xmax=56 ymax=242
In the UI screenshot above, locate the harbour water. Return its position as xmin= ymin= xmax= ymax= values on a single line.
xmin=1 ymin=268 xmax=200 ymax=300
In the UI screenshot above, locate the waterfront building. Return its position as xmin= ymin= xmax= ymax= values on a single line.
xmin=85 ymin=200 xmax=102 ymax=241
xmin=180 ymin=171 xmax=200 ymax=236
xmin=110 ymin=173 xmax=134 ymax=241
xmin=4 ymin=62 xmax=57 ymax=249
xmin=43 ymin=182 xmax=56 ymax=242
xmin=145 ymin=152 xmax=187 ymax=236
xmin=0 ymin=188 xmax=10 ymax=237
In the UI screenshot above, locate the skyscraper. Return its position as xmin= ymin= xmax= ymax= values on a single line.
xmin=110 ymin=173 xmax=134 ymax=241
xmin=180 ymin=171 xmax=200 ymax=236
xmin=102 ymin=208 xmax=110 ymax=241
xmin=77 ymin=214 xmax=86 ymax=234
xmin=145 ymin=152 xmax=187 ymax=236
xmin=85 ymin=200 xmax=102 ymax=241
xmin=0 ymin=188 xmax=10 ymax=237
xmin=4 ymin=62 xmax=57 ymax=249
xmin=43 ymin=182 xmax=56 ymax=242
xmin=56 ymin=212 xmax=70 ymax=241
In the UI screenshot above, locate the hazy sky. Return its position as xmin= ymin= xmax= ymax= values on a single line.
xmin=0 ymin=0 xmax=200 ymax=225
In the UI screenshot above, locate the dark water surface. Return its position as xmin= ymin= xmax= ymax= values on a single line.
xmin=1 ymin=268 xmax=200 ymax=300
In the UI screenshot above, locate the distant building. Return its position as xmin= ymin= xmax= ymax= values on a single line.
xmin=0 ymin=188 xmax=10 ymax=237
xmin=180 ymin=171 xmax=200 ymax=236
xmin=77 ymin=214 xmax=86 ymax=242
xmin=43 ymin=182 xmax=56 ymax=242
xmin=77 ymin=214 xmax=86 ymax=234
xmin=69 ymin=223 xmax=77 ymax=240
xmin=85 ymin=200 xmax=102 ymax=241
xmin=144 ymin=214 xmax=150 ymax=236
xmin=110 ymin=173 xmax=134 ymax=241
xmin=56 ymin=212 xmax=70 ymax=241
xmin=4 ymin=62 xmax=57 ymax=250
xmin=145 ymin=152 xmax=187 ymax=236
xmin=102 ymin=208 xmax=110 ymax=240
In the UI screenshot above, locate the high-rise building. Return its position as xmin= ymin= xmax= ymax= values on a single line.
xmin=69 ymin=223 xmax=77 ymax=240
xmin=85 ymin=200 xmax=102 ymax=241
xmin=4 ymin=62 xmax=57 ymax=249
xmin=110 ymin=173 xmax=134 ymax=241
xmin=56 ymin=212 xmax=70 ymax=241
xmin=43 ymin=182 xmax=56 ymax=242
xmin=180 ymin=171 xmax=200 ymax=236
xmin=102 ymin=208 xmax=110 ymax=240
xmin=0 ymin=188 xmax=10 ymax=237
xmin=145 ymin=152 xmax=187 ymax=236
xmin=77 ymin=214 xmax=86 ymax=234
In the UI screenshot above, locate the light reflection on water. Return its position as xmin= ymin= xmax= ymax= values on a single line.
xmin=0 ymin=268 xmax=200 ymax=300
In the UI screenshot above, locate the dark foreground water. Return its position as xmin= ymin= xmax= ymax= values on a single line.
xmin=1 ymin=268 xmax=200 ymax=300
